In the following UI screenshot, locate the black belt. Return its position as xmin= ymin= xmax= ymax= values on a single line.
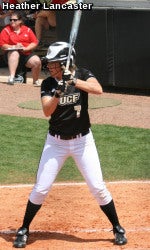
xmin=50 ymin=129 xmax=89 ymax=140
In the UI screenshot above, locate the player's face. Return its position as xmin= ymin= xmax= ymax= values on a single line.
xmin=47 ymin=62 xmax=62 ymax=79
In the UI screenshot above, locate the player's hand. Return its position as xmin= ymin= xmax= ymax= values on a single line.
xmin=55 ymin=80 xmax=67 ymax=98
xmin=62 ymin=69 xmax=73 ymax=82
xmin=62 ymin=69 xmax=77 ymax=86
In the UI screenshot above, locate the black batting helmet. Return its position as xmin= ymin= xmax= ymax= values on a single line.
xmin=45 ymin=41 xmax=76 ymax=67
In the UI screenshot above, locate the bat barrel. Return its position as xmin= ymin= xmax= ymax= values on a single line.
xmin=65 ymin=0 xmax=83 ymax=70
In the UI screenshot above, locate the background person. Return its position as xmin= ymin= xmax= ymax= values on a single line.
xmin=0 ymin=11 xmax=41 ymax=85
xmin=34 ymin=10 xmax=56 ymax=47
xmin=13 ymin=41 xmax=127 ymax=248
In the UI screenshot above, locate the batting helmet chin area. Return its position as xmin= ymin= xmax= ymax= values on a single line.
xmin=45 ymin=41 xmax=76 ymax=67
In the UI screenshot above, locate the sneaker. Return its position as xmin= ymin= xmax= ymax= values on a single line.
xmin=113 ymin=225 xmax=127 ymax=245
xmin=33 ymin=80 xmax=41 ymax=86
xmin=13 ymin=227 xmax=29 ymax=248
xmin=7 ymin=76 xmax=14 ymax=85
xmin=14 ymin=75 xmax=24 ymax=84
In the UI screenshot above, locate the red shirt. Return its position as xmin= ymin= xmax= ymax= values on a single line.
xmin=0 ymin=25 xmax=38 ymax=55
xmin=9 ymin=0 xmax=17 ymax=3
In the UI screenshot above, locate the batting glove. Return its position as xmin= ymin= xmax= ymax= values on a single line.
xmin=62 ymin=69 xmax=77 ymax=86
xmin=62 ymin=69 xmax=73 ymax=81
xmin=55 ymin=80 xmax=67 ymax=98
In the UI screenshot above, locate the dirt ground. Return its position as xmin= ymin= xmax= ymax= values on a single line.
xmin=0 ymin=79 xmax=150 ymax=129
xmin=0 ymin=75 xmax=150 ymax=249
xmin=0 ymin=182 xmax=150 ymax=250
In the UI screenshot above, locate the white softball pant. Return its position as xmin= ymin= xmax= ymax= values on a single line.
xmin=29 ymin=130 xmax=112 ymax=206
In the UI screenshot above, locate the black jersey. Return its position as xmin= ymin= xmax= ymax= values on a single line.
xmin=41 ymin=68 xmax=95 ymax=136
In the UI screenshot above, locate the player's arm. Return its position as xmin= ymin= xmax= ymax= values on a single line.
xmin=63 ymin=69 xmax=103 ymax=95
xmin=41 ymin=76 xmax=67 ymax=117
xmin=74 ymin=77 xmax=103 ymax=95
xmin=41 ymin=95 xmax=59 ymax=117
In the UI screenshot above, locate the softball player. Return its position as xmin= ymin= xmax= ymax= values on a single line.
xmin=13 ymin=42 xmax=127 ymax=248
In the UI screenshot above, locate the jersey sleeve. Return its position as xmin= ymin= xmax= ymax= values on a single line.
xmin=76 ymin=68 xmax=96 ymax=81
xmin=41 ymin=77 xmax=56 ymax=98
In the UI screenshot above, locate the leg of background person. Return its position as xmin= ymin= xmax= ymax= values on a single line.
xmin=35 ymin=16 xmax=46 ymax=42
xmin=46 ymin=11 xmax=56 ymax=27
xmin=42 ymin=18 xmax=49 ymax=31
xmin=7 ymin=51 xmax=20 ymax=77
xmin=35 ymin=11 xmax=56 ymax=45
xmin=36 ymin=11 xmax=56 ymax=27
xmin=25 ymin=55 xmax=41 ymax=84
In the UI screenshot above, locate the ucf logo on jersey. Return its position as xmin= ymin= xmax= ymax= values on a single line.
xmin=59 ymin=93 xmax=80 ymax=106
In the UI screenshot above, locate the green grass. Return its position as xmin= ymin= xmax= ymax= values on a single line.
xmin=93 ymin=125 xmax=150 ymax=180
xmin=17 ymin=96 xmax=121 ymax=110
xmin=0 ymin=114 xmax=149 ymax=184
